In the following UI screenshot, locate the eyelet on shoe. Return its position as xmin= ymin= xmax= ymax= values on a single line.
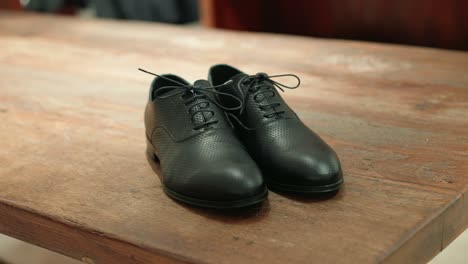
xmin=241 ymin=77 xmax=253 ymax=87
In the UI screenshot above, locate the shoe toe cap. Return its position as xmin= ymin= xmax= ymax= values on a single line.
xmin=166 ymin=162 xmax=265 ymax=202
xmin=271 ymin=149 xmax=343 ymax=187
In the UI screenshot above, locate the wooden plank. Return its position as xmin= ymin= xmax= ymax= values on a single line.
xmin=0 ymin=12 xmax=467 ymax=264
xmin=383 ymin=194 xmax=466 ymax=264
xmin=0 ymin=201 xmax=187 ymax=264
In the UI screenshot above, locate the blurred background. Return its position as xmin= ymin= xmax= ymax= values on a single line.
xmin=1 ymin=0 xmax=468 ymax=50
xmin=0 ymin=1 xmax=467 ymax=263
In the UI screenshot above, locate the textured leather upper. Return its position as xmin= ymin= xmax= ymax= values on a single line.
xmin=209 ymin=65 xmax=343 ymax=187
xmin=145 ymin=76 xmax=265 ymax=201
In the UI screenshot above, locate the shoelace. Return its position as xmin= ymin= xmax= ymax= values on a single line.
xmin=239 ymin=72 xmax=301 ymax=118
xmin=139 ymin=68 xmax=242 ymax=130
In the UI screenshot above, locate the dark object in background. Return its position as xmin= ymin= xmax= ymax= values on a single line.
xmin=21 ymin=0 xmax=86 ymax=13
xmin=22 ymin=0 xmax=199 ymax=24
xmin=22 ymin=0 xmax=66 ymax=12
xmin=200 ymin=0 xmax=468 ymax=51
xmin=95 ymin=0 xmax=198 ymax=24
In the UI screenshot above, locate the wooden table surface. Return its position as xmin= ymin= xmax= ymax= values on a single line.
xmin=0 ymin=12 xmax=467 ymax=264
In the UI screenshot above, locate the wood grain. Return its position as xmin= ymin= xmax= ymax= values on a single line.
xmin=0 ymin=12 xmax=467 ymax=264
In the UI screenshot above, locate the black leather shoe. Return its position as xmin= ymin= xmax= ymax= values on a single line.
xmin=140 ymin=69 xmax=267 ymax=208
xmin=208 ymin=64 xmax=343 ymax=194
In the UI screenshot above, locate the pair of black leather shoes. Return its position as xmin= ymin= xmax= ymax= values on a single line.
xmin=142 ymin=64 xmax=343 ymax=209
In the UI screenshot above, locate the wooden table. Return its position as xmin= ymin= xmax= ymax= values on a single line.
xmin=0 ymin=12 xmax=467 ymax=264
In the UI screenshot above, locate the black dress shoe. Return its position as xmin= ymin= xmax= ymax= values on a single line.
xmin=208 ymin=64 xmax=343 ymax=194
xmin=140 ymin=69 xmax=267 ymax=208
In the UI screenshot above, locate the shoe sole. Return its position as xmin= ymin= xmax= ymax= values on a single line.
xmin=266 ymin=178 xmax=344 ymax=194
xmin=146 ymin=140 xmax=268 ymax=209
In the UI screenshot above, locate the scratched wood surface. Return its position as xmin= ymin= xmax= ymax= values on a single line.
xmin=0 ymin=12 xmax=467 ymax=264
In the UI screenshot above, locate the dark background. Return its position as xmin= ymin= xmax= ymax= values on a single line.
xmin=2 ymin=0 xmax=468 ymax=51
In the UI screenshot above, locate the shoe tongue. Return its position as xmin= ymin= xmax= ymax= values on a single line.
xmin=227 ymin=73 xmax=249 ymax=97
xmin=193 ymin=79 xmax=212 ymax=88
xmin=231 ymin=72 xmax=248 ymax=84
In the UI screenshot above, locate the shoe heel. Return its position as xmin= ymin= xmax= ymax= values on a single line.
xmin=146 ymin=138 xmax=160 ymax=163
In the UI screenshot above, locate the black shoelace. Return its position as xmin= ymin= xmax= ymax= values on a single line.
xmin=139 ymin=68 xmax=243 ymax=130
xmin=239 ymin=72 xmax=301 ymax=119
